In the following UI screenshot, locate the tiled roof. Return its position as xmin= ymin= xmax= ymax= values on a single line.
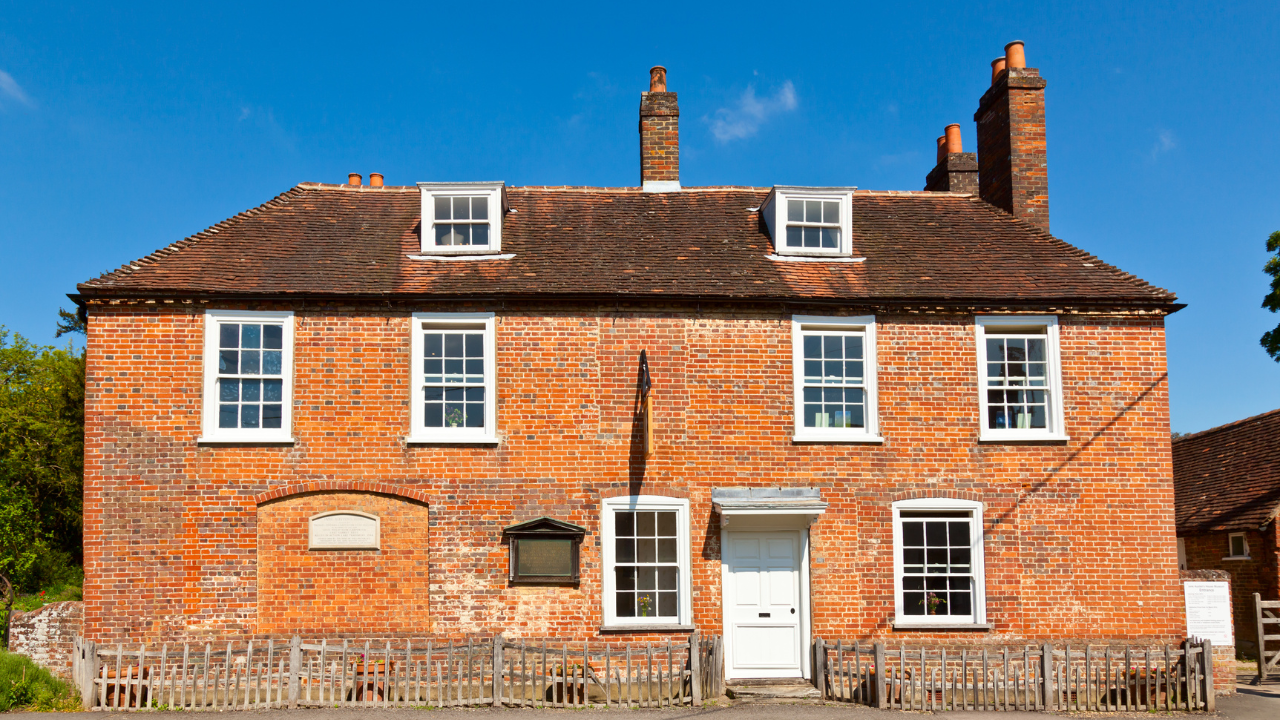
xmin=77 ymin=183 xmax=1176 ymax=307
xmin=1173 ymin=408 xmax=1280 ymax=533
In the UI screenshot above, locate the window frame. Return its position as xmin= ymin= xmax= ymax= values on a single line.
xmin=975 ymin=315 xmax=1068 ymax=442
xmin=199 ymin=309 xmax=295 ymax=444
xmin=600 ymin=495 xmax=693 ymax=629
xmin=763 ymin=187 xmax=855 ymax=258
xmin=892 ymin=497 xmax=987 ymax=627
xmin=791 ymin=315 xmax=881 ymax=443
xmin=1226 ymin=532 xmax=1250 ymax=560
xmin=417 ymin=182 xmax=505 ymax=255
xmin=407 ymin=312 xmax=498 ymax=444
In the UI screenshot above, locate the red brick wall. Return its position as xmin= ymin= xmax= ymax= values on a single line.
xmin=83 ymin=302 xmax=1184 ymax=646
xmin=639 ymin=92 xmax=679 ymax=184
xmin=1182 ymin=526 xmax=1280 ymax=657
xmin=8 ymin=601 xmax=83 ymax=679
xmin=975 ymin=67 xmax=1050 ymax=233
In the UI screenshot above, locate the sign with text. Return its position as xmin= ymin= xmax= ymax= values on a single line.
xmin=1184 ymin=581 xmax=1233 ymax=646
xmin=309 ymin=512 xmax=380 ymax=550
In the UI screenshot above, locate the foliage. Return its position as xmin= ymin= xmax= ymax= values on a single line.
xmin=0 ymin=327 xmax=85 ymax=591
xmin=54 ymin=307 xmax=86 ymax=340
xmin=1263 ymin=230 xmax=1280 ymax=361
xmin=0 ymin=651 xmax=79 ymax=711
xmin=12 ymin=569 xmax=83 ymax=613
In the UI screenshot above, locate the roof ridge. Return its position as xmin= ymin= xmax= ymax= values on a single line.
xmin=298 ymin=182 xmax=419 ymax=192
xmin=958 ymin=196 xmax=1177 ymax=302
xmin=81 ymin=185 xmax=309 ymax=287
xmin=1173 ymin=406 xmax=1280 ymax=445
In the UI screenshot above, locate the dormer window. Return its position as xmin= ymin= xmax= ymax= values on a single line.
xmin=418 ymin=182 xmax=505 ymax=255
xmin=762 ymin=186 xmax=856 ymax=257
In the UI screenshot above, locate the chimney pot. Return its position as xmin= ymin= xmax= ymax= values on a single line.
xmin=369 ymin=172 xmax=384 ymax=187
xmin=936 ymin=136 xmax=947 ymax=164
xmin=1004 ymin=41 xmax=1026 ymax=69
xmin=991 ymin=57 xmax=1007 ymax=85
xmin=649 ymin=66 xmax=667 ymax=93
xmin=348 ymin=173 xmax=362 ymax=187
xmin=944 ymin=124 xmax=963 ymax=154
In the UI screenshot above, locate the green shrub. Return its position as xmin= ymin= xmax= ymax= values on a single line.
xmin=0 ymin=651 xmax=78 ymax=711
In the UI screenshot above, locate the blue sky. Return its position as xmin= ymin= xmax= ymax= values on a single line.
xmin=1 ymin=1 xmax=1277 ymax=433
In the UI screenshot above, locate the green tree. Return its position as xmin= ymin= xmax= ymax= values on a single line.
xmin=0 ymin=328 xmax=84 ymax=590
xmin=1264 ymin=230 xmax=1280 ymax=361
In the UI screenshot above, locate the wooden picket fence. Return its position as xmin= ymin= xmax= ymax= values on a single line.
xmin=1255 ymin=593 xmax=1280 ymax=682
xmin=815 ymin=638 xmax=1215 ymax=712
xmin=73 ymin=633 xmax=723 ymax=711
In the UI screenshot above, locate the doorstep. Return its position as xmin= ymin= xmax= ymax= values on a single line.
xmin=726 ymin=679 xmax=821 ymax=702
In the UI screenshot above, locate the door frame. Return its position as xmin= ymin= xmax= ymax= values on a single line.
xmin=720 ymin=515 xmax=812 ymax=680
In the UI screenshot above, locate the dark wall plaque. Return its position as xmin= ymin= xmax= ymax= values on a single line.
xmin=504 ymin=517 xmax=586 ymax=585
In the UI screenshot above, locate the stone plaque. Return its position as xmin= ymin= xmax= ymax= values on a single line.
xmin=1184 ymin=581 xmax=1233 ymax=646
xmin=516 ymin=537 xmax=573 ymax=578
xmin=309 ymin=512 xmax=380 ymax=550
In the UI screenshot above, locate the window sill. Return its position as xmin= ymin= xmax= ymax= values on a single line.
xmin=407 ymin=252 xmax=514 ymax=261
xmin=892 ymin=623 xmax=993 ymax=632
xmin=599 ymin=624 xmax=695 ymax=634
xmin=1222 ymin=556 xmax=1252 ymax=561
xmin=197 ymin=436 xmax=296 ymax=446
xmin=978 ymin=432 xmax=1069 ymax=444
xmin=792 ymin=433 xmax=884 ymax=444
xmin=768 ymin=253 xmax=866 ymax=263
xmin=405 ymin=435 xmax=500 ymax=445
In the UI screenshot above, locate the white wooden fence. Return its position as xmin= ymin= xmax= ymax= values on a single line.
xmin=72 ymin=633 xmax=723 ymax=711
xmin=816 ymin=638 xmax=1215 ymax=712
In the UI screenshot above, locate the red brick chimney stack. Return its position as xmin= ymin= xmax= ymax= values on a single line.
xmin=974 ymin=40 xmax=1050 ymax=233
xmin=639 ymin=66 xmax=680 ymax=192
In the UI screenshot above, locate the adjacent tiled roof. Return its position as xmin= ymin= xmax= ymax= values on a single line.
xmin=77 ymin=184 xmax=1176 ymax=307
xmin=1173 ymin=408 xmax=1280 ymax=533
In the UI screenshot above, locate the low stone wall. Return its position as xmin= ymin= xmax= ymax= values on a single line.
xmin=9 ymin=601 xmax=83 ymax=680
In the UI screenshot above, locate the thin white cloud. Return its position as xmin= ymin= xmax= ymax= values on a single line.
xmin=707 ymin=81 xmax=797 ymax=143
xmin=0 ymin=70 xmax=34 ymax=108
xmin=1149 ymin=129 xmax=1176 ymax=160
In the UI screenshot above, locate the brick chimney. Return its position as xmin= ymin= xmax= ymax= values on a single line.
xmin=924 ymin=123 xmax=978 ymax=193
xmin=974 ymin=40 xmax=1050 ymax=233
xmin=639 ymin=66 xmax=680 ymax=192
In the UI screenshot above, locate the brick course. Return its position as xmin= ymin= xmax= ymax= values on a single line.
xmin=82 ymin=300 xmax=1186 ymax=648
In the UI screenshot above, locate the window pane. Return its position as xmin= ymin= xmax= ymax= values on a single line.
xmin=805 ymin=200 xmax=821 ymax=222
xmin=471 ymin=196 xmax=488 ymax=220
xmin=264 ymin=379 xmax=283 ymax=401
xmin=786 ymin=226 xmax=802 ymax=247
xmin=823 ymin=201 xmax=839 ymax=223
xmin=803 ymin=335 xmax=821 ymax=359
xmin=616 ymin=511 xmax=634 ymax=537
xmin=219 ymin=405 xmax=238 ymax=428
xmin=465 ymin=403 xmax=484 ymax=427
xmin=636 ymin=567 xmax=656 ymax=591
xmin=1007 ymin=338 xmax=1026 ymax=361
xmin=925 ymin=521 xmax=946 ymax=546
xmin=821 ymin=227 xmax=839 ymax=249
xmin=240 ymin=405 xmax=260 ymax=428
xmin=262 ymin=351 xmax=282 ymax=375
xmin=220 ymin=324 xmax=239 ymax=348
xmin=241 ymin=379 xmax=261 ymax=402
xmin=615 ymin=538 xmax=635 ymax=563
xmin=904 ymin=593 xmax=925 ymax=615
xmin=803 ymin=404 xmax=821 ymax=427
xmin=219 ymin=379 xmax=239 ymax=402
xmin=263 ymin=324 xmax=283 ymax=349
xmin=471 ymin=223 xmax=489 ymax=246
xmin=241 ymin=350 xmax=260 ymax=375
xmin=424 ymin=403 xmax=443 ymax=427
xmin=658 ymin=591 xmax=677 ymax=617
xmin=988 ymin=406 xmax=1005 ymax=429
xmin=949 ymin=521 xmax=969 ymax=546
xmin=803 ymin=226 xmax=820 ymax=247
xmin=464 ymin=333 xmax=483 ymax=357
xmin=465 ymin=387 xmax=484 ymax=402
xmin=241 ymin=324 xmax=261 ymax=349
xmin=656 ymin=511 xmax=676 ymax=536
xmin=804 ymin=360 xmax=821 ymax=380
xmin=615 ymin=591 xmax=635 ymax=617
xmin=262 ymin=404 xmax=282 ymax=428
xmin=453 ymin=196 xmax=470 ymax=220
xmin=903 ymin=521 xmax=924 ymax=546
xmin=1028 ymin=338 xmax=1045 ymax=361
xmin=219 ymin=350 xmax=238 ymax=374
xmin=787 ymin=199 xmax=803 ymax=222
xmin=436 ymin=224 xmax=454 ymax=245
xmin=657 ymin=538 xmax=677 ymax=562
xmin=637 ymin=512 xmax=655 ymax=536
xmin=657 ymin=566 xmax=677 ymax=590
xmin=845 ymin=336 xmax=863 ymax=359
xmin=637 ymin=539 xmax=656 ymax=563
xmin=823 ymin=335 xmax=843 ymax=359
xmin=435 ymin=196 xmax=451 ymax=220
xmin=616 ymin=566 xmax=636 ymax=590
xmin=949 ymin=590 xmax=972 ymax=615
xmin=986 ymin=338 xmax=1004 ymax=361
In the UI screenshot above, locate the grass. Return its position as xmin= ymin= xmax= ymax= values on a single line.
xmin=0 ymin=651 xmax=79 ymax=711
xmin=12 ymin=569 xmax=83 ymax=613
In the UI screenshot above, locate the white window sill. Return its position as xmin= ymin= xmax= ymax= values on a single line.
xmin=978 ymin=431 xmax=1069 ymax=443
xmin=405 ymin=434 xmax=499 ymax=445
xmin=197 ymin=435 xmax=296 ymax=446
xmin=768 ymin=254 xmax=866 ymax=263
xmin=792 ymin=432 xmax=884 ymax=444
xmin=1222 ymin=555 xmax=1251 ymax=561
xmin=599 ymin=623 xmax=692 ymax=633
xmin=407 ymin=252 xmax=514 ymax=261
xmin=892 ymin=622 xmax=992 ymax=631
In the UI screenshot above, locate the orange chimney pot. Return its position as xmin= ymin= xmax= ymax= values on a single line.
xmin=936 ymin=136 xmax=947 ymax=164
xmin=348 ymin=173 xmax=362 ymax=187
xmin=945 ymin=123 xmax=963 ymax=154
xmin=649 ymin=66 xmax=667 ymax=93
xmin=1004 ymin=41 xmax=1026 ymax=69
xmin=991 ymin=57 xmax=1007 ymax=85
xmin=369 ymin=172 xmax=384 ymax=187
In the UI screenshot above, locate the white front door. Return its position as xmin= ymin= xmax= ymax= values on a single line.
xmin=724 ymin=530 xmax=803 ymax=678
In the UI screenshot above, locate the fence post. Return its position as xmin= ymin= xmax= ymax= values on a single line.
xmin=1256 ymin=593 xmax=1267 ymax=682
xmin=873 ymin=642 xmax=886 ymax=709
xmin=814 ymin=638 xmax=825 ymax=701
xmin=491 ymin=634 xmax=503 ymax=707
xmin=1202 ymin=638 xmax=1214 ymax=712
xmin=287 ymin=636 xmax=301 ymax=709
xmin=690 ymin=632 xmax=702 ymax=707
xmin=1041 ymin=642 xmax=1054 ymax=710
xmin=80 ymin=638 xmax=97 ymax=710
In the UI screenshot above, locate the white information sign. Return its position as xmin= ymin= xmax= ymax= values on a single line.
xmin=309 ymin=512 xmax=380 ymax=550
xmin=1184 ymin=581 xmax=1233 ymax=647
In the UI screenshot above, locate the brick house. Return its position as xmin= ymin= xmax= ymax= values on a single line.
xmin=1174 ymin=408 xmax=1280 ymax=657
xmin=74 ymin=44 xmax=1189 ymax=682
